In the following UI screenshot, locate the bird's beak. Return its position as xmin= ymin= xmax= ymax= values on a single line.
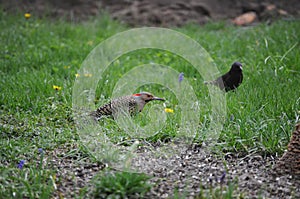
xmin=240 ymin=66 xmax=243 ymax=70
xmin=152 ymin=96 xmax=165 ymax=101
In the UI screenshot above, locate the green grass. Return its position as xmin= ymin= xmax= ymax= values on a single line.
xmin=0 ymin=149 xmax=55 ymax=199
xmin=1 ymin=10 xmax=300 ymax=198
xmin=91 ymin=170 xmax=152 ymax=198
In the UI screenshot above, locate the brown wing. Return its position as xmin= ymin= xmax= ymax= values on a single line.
xmin=92 ymin=95 xmax=138 ymax=120
xmin=91 ymin=101 xmax=113 ymax=120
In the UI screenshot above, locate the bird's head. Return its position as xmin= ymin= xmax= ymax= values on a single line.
xmin=133 ymin=92 xmax=165 ymax=112
xmin=231 ymin=62 xmax=243 ymax=71
xmin=133 ymin=92 xmax=165 ymax=103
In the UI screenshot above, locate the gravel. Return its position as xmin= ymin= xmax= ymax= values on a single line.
xmin=49 ymin=142 xmax=300 ymax=198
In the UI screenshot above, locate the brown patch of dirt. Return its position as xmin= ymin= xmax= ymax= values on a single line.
xmin=47 ymin=143 xmax=300 ymax=198
xmin=1 ymin=0 xmax=299 ymax=26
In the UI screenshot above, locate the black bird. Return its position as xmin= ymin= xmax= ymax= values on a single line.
xmin=205 ymin=62 xmax=243 ymax=92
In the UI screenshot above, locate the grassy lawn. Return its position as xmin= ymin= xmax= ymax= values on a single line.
xmin=0 ymin=10 xmax=299 ymax=198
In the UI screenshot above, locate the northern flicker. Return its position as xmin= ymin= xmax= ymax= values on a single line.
xmin=205 ymin=62 xmax=243 ymax=92
xmin=91 ymin=92 xmax=165 ymax=120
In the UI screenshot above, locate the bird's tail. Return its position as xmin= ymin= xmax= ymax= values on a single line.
xmin=204 ymin=80 xmax=214 ymax=85
xmin=89 ymin=111 xmax=99 ymax=121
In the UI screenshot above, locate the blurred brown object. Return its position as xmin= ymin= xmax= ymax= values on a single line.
xmin=266 ymin=4 xmax=276 ymax=11
xmin=274 ymin=123 xmax=300 ymax=178
xmin=1 ymin=0 xmax=299 ymax=26
xmin=233 ymin=11 xmax=257 ymax=26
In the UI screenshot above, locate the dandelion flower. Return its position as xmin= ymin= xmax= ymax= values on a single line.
xmin=53 ymin=85 xmax=62 ymax=91
xmin=84 ymin=73 xmax=92 ymax=77
xmin=75 ymin=74 xmax=80 ymax=78
xmin=63 ymin=65 xmax=71 ymax=69
xmin=24 ymin=13 xmax=31 ymax=19
xmin=165 ymin=108 xmax=174 ymax=113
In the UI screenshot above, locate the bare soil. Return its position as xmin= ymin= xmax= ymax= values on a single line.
xmin=49 ymin=142 xmax=300 ymax=198
xmin=1 ymin=0 xmax=300 ymax=26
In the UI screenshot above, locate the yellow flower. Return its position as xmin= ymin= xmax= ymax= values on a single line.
xmin=87 ymin=40 xmax=93 ymax=46
xmin=84 ymin=73 xmax=92 ymax=77
xmin=75 ymin=74 xmax=80 ymax=78
xmin=63 ymin=65 xmax=71 ymax=69
xmin=53 ymin=85 xmax=62 ymax=91
xmin=165 ymin=108 xmax=174 ymax=113
xmin=24 ymin=13 xmax=31 ymax=19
